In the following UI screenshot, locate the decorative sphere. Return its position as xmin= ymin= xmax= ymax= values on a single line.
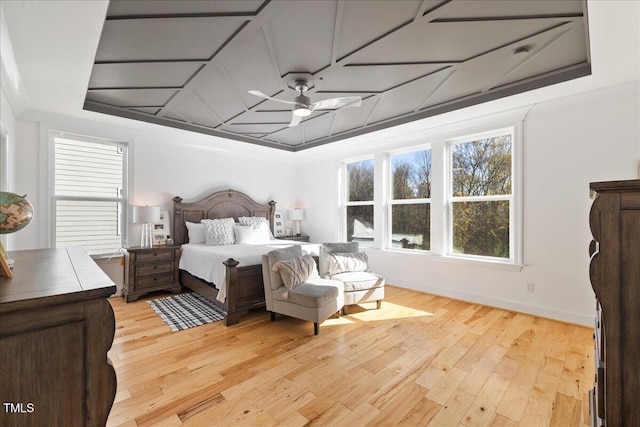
xmin=0 ymin=192 xmax=34 ymax=234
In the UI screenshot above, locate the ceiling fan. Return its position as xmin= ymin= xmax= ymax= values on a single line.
xmin=248 ymin=80 xmax=362 ymax=127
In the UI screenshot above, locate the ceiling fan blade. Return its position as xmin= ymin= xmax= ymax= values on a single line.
xmin=311 ymin=96 xmax=362 ymax=111
xmin=248 ymin=90 xmax=297 ymax=106
xmin=288 ymin=112 xmax=302 ymax=127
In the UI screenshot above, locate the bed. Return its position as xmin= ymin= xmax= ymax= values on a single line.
xmin=172 ymin=189 xmax=313 ymax=326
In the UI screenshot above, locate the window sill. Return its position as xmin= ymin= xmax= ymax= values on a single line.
xmin=367 ymin=247 xmax=524 ymax=272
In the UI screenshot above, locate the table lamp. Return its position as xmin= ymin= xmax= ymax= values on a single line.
xmin=133 ymin=205 xmax=160 ymax=248
xmin=288 ymin=209 xmax=304 ymax=237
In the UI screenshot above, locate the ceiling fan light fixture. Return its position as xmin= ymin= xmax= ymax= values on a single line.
xmin=293 ymin=94 xmax=312 ymax=117
xmin=293 ymin=105 xmax=312 ymax=117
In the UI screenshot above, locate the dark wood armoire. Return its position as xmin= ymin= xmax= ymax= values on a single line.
xmin=589 ymin=179 xmax=640 ymax=426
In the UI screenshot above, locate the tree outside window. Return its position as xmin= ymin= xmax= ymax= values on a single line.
xmin=450 ymin=133 xmax=512 ymax=259
xmin=389 ymin=149 xmax=431 ymax=251
xmin=345 ymin=159 xmax=374 ymax=244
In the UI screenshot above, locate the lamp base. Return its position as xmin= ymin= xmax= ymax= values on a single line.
xmin=140 ymin=223 xmax=153 ymax=248
xmin=294 ymin=220 xmax=301 ymax=237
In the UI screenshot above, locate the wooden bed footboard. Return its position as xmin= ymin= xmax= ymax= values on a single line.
xmin=179 ymin=259 xmax=266 ymax=326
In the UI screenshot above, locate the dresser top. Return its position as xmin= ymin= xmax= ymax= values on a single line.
xmin=0 ymin=247 xmax=116 ymax=311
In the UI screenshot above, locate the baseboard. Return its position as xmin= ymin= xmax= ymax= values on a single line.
xmin=387 ymin=278 xmax=593 ymax=327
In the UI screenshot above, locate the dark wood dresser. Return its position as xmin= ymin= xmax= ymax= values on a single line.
xmin=123 ymin=245 xmax=181 ymax=302
xmin=0 ymin=247 xmax=117 ymax=427
xmin=588 ymin=179 xmax=640 ymax=427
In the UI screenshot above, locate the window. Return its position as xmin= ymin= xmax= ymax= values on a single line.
xmin=389 ymin=149 xmax=431 ymax=251
xmin=339 ymin=119 xmax=521 ymax=267
xmin=449 ymin=131 xmax=513 ymax=260
xmin=345 ymin=158 xmax=374 ymax=244
xmin=53 ymin=133 xmax=127 ymax=256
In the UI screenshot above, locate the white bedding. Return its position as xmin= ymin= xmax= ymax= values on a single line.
xmin=179 ymin=240 xmax=320 ymax=303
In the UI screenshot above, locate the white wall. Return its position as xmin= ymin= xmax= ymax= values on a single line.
xmin=1 ymin=88 xmax=16 ymax=190
xmin=298 ymin=81 xmax=639 ymax=326
xmin=8 ymin=112 xmax=299 ymax=289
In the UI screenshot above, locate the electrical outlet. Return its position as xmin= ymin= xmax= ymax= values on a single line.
xmin=526 ymin=282 xmax=535 ymax=293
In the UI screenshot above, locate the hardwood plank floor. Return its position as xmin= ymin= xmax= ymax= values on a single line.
xmin=106 ymin=286 xmax=594 ymax=427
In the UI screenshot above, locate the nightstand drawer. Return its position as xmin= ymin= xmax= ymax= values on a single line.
xmin=136 ymin=263 xmax=173 ymax=277
xmin=137 ymin=250 xmax=173 ymax=263
xmin=137 ymin=274 xmax=174 ymax=288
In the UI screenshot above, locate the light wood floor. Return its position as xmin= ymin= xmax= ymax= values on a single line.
xmin=106 ymin=285 xmax=594 ymax=427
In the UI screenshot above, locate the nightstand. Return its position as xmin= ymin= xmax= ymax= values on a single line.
xmin=276 ymin=235 xmax=310 ymax=242
xmin=123 ymin=245 xmax=181 ymax=302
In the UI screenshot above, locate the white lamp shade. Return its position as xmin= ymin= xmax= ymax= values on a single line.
xmin=133 ymin=205 xmax=160 ymax=224
xmin=288 ymin=209 xmax=304 ymax=221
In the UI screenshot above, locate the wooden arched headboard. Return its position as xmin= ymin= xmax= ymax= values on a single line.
xmin=172 ymin=189 xmax=276 ymax=245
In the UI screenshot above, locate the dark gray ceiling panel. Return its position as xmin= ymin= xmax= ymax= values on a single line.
xmin=320 ymin=63 xmax=447 ymax=93
xmin=170 ymin=93 xmax=223 ymax=128
xmin=88 ymin=62 xmax=202 ymax=89
xmin=438 ymin=0 xmax=583 ymax=20
xmin=268 ymin=1 xmax=336 ymax=74
xmin=338 ymin=0 xmax=422 ymax=60
xmin=96 ymin=17 xmax=247 ymax=62
xmin=107 ymin=0 xmax=264 ymax=17
xmin=215 ymin=31 xmax=284 ymax=108
xmin=190 ymin=67 xmax=248 ymax=122
xmin=85 ymin=0 xmax=591 ymax=151
xmin=86 ymin=88 xmax=177 ymax=107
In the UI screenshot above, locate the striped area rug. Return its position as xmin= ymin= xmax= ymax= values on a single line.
xmin=147 ymin=292 xmax=226 ymax=331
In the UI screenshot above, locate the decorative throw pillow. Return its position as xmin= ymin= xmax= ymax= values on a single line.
xmin=328 ymin=252 xmax=369 ymax=276
xmin=185 ymin=221 xmax=205 ymax=244
xmin=238 ymin=216 xmax=267 ymax=227
xmin=201 ymin=218 xmax=235 ymax=246
xmin=233 ymin=225 xmax=260 ymax=244
xmin=238 ymin=216 xmax=271 ymax=242
xmin=272 ymin=254 xmax=319 ymax=290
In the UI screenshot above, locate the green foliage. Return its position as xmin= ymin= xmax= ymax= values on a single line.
xmin=391 ymin=149 xmax=432 ymax=250
xmin=347 ymin=160 xmax=374 ymax=202
xmin=451 ymin=135 xmax=512 ymax=258
xmin=452 ymin=135 xmax=512 ymax=197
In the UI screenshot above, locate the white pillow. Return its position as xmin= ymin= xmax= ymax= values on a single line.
xmin=238 ymin=217 xmax=271 ymax=242
xmin=201 ymin=218 xmax=235 ymax=246
xmin=234 ymin=225 xmax=258 ymax=244
xmin=185 ymin=221 xmax=205 ymax=244
xmin=328 ymin=252 xmax=369 ymax=276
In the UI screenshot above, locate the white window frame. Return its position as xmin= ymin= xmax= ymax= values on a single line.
xmin=50 ymin=131 xmax=129 ymax=257
xmin=342 ymin=156 xmax=375 ymax=246
xmin=387 ymin=145 xmax=432 ymax=252
xmin=446 ymin=127 xmax=518 ymax=264
xmin=338 ymin=114 xmax=524 ymax=270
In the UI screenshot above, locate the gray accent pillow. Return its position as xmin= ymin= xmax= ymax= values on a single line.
xmin=273 ymin=254 xmax=319 ymax=290
xmin=201 ymin=218 xmax=235 ymax=246
xmin=266 ymin=245 xmax=303 ymax=290
xmin=328 ymin=252 xmax=369 ymax=276
xmin=320 ymin=242 xmax=360 ymax=275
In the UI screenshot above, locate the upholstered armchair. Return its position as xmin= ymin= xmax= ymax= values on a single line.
xmin=262 ymin=245 xmax=344 ymax=335
xmin=319 ymin=242 xmax=385 ymax=315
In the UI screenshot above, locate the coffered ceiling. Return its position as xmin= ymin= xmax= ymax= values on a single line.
xmin=84 ymin=0 xmax=591 ymax=151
